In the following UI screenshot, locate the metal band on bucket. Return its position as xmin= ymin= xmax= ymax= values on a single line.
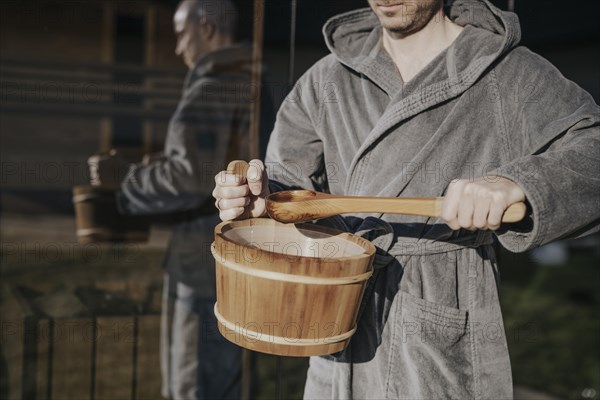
xmin=73 ymin=193 xmax=115 ymax=203
xmin=214 ymin=303 xmax=356 ymax=346
xmin=211 ymin=243 xmax=372 ymax=286
xmin=77 ymin=228 xmax=113 ymax=237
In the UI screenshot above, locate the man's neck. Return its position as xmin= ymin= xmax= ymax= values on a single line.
xmin=207 ymin=35 xmax=234 ymax=53
xmin=382 ymin=9 xmax=464 ymax=83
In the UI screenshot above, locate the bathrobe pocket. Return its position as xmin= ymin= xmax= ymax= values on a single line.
xmin=385 ymin=291 xmax=474 ymax=400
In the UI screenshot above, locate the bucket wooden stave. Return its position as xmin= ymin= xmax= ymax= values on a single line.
xmin=73 ymin=185 xmax=150 ymax=244
xmin=212 ymin=218 xmax=375 ymax=357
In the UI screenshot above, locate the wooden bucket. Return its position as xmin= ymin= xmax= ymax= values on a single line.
xmin=72 ymin=185 xmax=150 ymax=244
xmin=211 ymin=218 xmax=376 ymax=357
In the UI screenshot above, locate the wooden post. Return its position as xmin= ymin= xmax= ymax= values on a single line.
xmin=249 ymin=0 xmax=265 ymax=161
xmin=241 ymin=3 xmax=266 ymax=398
xmin=100 ymin=2 xmax=114 ymax=152
xmin=143 ymin=5 xmax=158 ymax=155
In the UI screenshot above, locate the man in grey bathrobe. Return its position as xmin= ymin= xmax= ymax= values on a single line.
xmin=213 ymin=0 xmax=599 ymax=398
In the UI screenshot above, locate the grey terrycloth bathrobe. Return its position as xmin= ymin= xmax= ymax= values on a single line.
xmin=265 ymin=1 xmax=600 ymax=399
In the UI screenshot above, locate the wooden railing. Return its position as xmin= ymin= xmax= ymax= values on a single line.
xmin=0 ymin=58 xmax=185 ymax=120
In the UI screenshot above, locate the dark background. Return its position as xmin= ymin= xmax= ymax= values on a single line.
xmin=1 ymin=1 xmax=599 ymax=399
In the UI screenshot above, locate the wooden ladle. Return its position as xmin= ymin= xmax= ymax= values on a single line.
xmin=265 ymin=190 xmax=526 ymax=224
xmin=226 ymin=160 xmax=527 ymax=224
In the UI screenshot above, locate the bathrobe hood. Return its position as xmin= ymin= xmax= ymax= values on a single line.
xmin=323 ymin=0 xmax=521 ymax=96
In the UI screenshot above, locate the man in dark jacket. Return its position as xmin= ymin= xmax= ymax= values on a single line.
xmin=111 ymin=1 xmax=272 ymax=398
xmin=213 ymin=0 xmax=599 ymax=398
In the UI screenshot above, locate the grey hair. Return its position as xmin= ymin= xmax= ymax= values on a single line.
xmin=179 ymin=0 xmax=238 ymax=38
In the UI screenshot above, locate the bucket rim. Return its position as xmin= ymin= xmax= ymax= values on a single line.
xmin=214 ymin=218 xmax=376 ymax=264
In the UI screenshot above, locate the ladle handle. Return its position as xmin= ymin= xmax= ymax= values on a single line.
xmin=288 ymin=196 xmax=526 ymax=224
xmin=497 ymin=201 xmax=527 ymax=223
xmin=227 ymin=160 xmax=251 ymax=177
xmin=226 ymin=160 xmax=252 ymax=220
xmin=366 ymin=197 xmax=526 ymax=223
xmin=428 ymin=198 xmax=526 ymax=223
xmin=264 ymin=180 xmax=528 ymax=224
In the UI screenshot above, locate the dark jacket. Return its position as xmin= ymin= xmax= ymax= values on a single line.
xmin=118 ymin=46 xmax=273 ymax=292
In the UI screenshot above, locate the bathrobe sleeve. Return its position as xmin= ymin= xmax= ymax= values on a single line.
xmin=117 ymin=77 xmax=239 ymax=215
xmin=493 ymin=48 xmax=600 ymax=252
xmin=265 ymin=62 xmax=330 ymax=193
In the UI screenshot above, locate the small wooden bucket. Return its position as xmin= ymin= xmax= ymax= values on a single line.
xmin=73 ymin=185 xmax=150 ymax=244
xmin=211 ymin=218 xmax=376 ymax=357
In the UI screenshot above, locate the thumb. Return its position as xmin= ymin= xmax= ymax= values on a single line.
xmin=247 ymin=159 xmax=268 ymax=196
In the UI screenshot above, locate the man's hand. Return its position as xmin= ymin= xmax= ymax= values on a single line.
xmin=442 ymin=176 xmax=526 ymax=231
xmin=212 ymin=159 xmax=270 ymax=221
xmin=88 ymin=149 xmax=130 ymax=190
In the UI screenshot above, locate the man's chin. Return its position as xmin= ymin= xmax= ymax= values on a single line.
xmin=380 ymin=20 xmax=412 ymax=34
